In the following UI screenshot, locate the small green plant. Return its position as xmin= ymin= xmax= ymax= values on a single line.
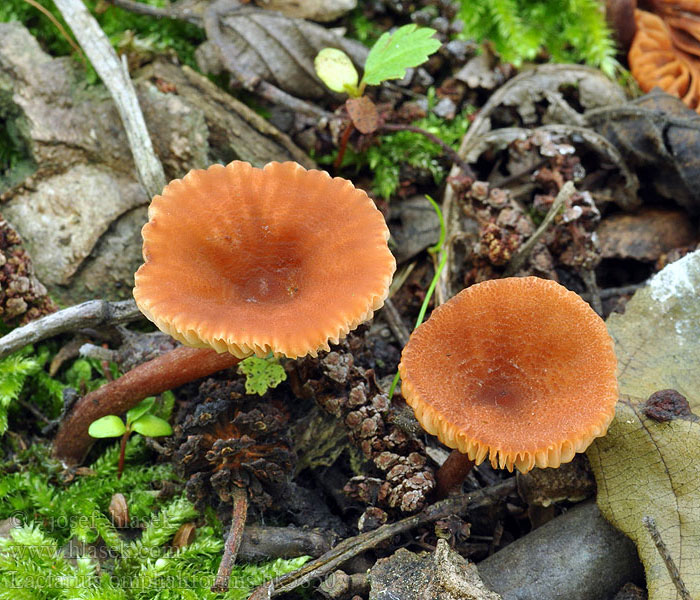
xmin=458 ymin=0 xmax=618 ymax=75
xmin=89 ymin=396 xmax=172 ymax=478
xmin=237 ymin=355 xmax=287 ymax=396
xmin=0 ymin=345 xmax=65 ymax=437
xmin=0 ymin=441 xmax=308 ymax=600
xmin=315 ymin=24 xmax=442 ymax=98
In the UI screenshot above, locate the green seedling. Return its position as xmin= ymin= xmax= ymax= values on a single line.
xmin=314 ymin=25 xmax=467 ymax=185
xmin=88 ymin=396 xmax=172 ymax=479
xmin=315 ymin=24 xmax=441 ymax=98
xmin=238 ymin=355 xmax=287 ymax=396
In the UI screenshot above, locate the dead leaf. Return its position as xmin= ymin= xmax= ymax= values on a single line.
xmin=254 ymin=0 xmax=356 ymax=22
xmin=587 ymin=249 xmax=700 ymax=600
xmin=199 ymin=3 xmax=367 ymax=100
xmin=597 ymin=208 xmax=697 ymax=263
xmin=604 ymin=249 xmax=700 ymax=407
xmin=587 ymin=400 xmax=700 ymax=600
xmin=587 ymin=90 xmax=700 ymax=215
xmin=346 ymin=96 xmax=380 ymax=134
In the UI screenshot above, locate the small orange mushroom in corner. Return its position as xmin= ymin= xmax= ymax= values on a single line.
xmin=628 ymin=6 xmax=700 ymax=112
xmin=398 ymin=277 xmax=618 ymax=497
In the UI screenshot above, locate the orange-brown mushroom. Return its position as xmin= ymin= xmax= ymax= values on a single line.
xmin=54 ymin=161 xmax=395 ymax=465
xmin=398 ymin=277 xmax=618 ymax=485
xmin=629 ymin=7 xmax=700 ymax=111
xmin=134 ymin=160 xmax=395 ymax=359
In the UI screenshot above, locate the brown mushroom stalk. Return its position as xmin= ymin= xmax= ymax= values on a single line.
xmin=399 ymin=277 xmax=618 ymax=481
xmin=212 ymin=486 xmax=249 ymax=593
xmin=434 ymin=451 xmax=475 ymax=499
xmin=52 ymin=346 xmax=240 ymax=464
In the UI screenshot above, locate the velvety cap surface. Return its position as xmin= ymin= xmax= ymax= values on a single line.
xmin=133 ymin=161 xmax=395 ymax=358
xmin=398 ymin=277 xmax=618 ymax=473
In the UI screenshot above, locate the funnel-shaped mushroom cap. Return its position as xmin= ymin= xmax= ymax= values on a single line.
xmin=629 ymin=9 xmax=700 ymax=112
xmin=398 ymin=277 xmax=618 ymax=473
xmin=133 ymin=161 xmax=395 ymax=359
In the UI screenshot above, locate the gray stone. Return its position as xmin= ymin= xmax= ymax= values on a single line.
xmin=477 ymin=502 xmax=644 ymax=600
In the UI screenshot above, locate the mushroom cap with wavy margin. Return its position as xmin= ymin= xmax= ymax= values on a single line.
xmin=629 ymin=8 xmax=700 ymax=112
xmin=133 ymin=161 xmax=395 ymax=359
xmin=398 ymin=277 xmax=618 ymax=473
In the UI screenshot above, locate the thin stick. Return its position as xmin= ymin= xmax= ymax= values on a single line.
xmin=380 ymin=124 xmax=475 ymax=178
xmin=212 ymin=486 xmax=249 ymax=593
xmin=22 ymin=0 xmax=86 ymax=59
xmin=381 ymin=298 xmax=410 ymax=347
xmin=52 ymin=346 xmax=241 ymax=465
xmin=256 ymin=478 xmax=516 ymax=598
xmin=503 ymin=181 xmax=575 ymax=277
xmin=53 ymin=0 xmax=166 ymax=198
xmin=642 ymin=516 xmax=691 ymax=600
xmin=0 ymin=300 xmax=142 ymax=360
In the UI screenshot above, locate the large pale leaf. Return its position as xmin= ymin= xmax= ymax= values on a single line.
xmin=588 ymin=249 xmax=700 ymax=600
xmin=606 ymin=250 xmax=700 ymax=410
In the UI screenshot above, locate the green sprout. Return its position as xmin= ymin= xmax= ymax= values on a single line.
xmin=237 ymin=355 xmax=287 ymax=396
xmin=88 ymin=396 xmax=172 ymax=478
xmin=315 ymin=24 xmax=442 ymax=97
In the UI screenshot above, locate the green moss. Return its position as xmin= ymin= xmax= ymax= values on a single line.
xmin=328 ymin=108 xmax=471 ymax=200
xmin=0 ymin=0 xmax=204 ymax=72
xmin=0 ymin=440 xmax=309 ymax=599
xmin=459 ymin=0 xmax=618 ymax=75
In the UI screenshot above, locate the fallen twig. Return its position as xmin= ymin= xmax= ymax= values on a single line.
xmin=643 ymin=515 xmax=692 ymax=600
xmin=52 ymin=345 xmax=240 ymax=465
xmin=380 ymin=298 xmax=410 ymax=347
xmin=212 ymin=486 xmax=249 ymax=593
xmin=0 ymin=300 xmax=142 ymax=360
xmin=253 ymin=478 xmax=516 ymax=598
xmin=53 ymin=0 xmax=166 ymax=197
xmin=503 ymin=181 xmax=575 ymax=277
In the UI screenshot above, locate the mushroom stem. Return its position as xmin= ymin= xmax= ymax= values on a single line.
xmin=52 ymin=346 xmax=241 ymax=465
xmin=435 ymin=449 xmax=476 ymax=499
xmin=212 ymin=486 xmax=249 ymax=593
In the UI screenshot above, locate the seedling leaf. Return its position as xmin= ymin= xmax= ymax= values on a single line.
xmin=88 ymin=415 xmax=126 ymax=438
xmin=362 ymin=24 xmax=441 ymax=87
xmin=126 ymin=397 xmax=155 ymax=425
xmin=131 ymin=414 xmax=173 ymax=437
xmin=315 ymin=47 xmax=359 ymax=95
xmin=238 ymin=356 xmax=287 ymax=396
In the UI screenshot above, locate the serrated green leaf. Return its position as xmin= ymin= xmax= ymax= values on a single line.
xmin=131 ymin=414 xmax=172 ymax=437
xmin=238 ymin=356 xmax=287 ymax=396
xmin=88 ymin=415 xmax=126 ymax=438
xmin=361 ymin=24 xmax=441 ymax=87
xmin=126 ymin=397 xmax=155 ymax=425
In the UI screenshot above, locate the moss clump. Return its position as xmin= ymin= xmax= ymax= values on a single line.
xmin=459 ymin=0 xmax=618 ymax=75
